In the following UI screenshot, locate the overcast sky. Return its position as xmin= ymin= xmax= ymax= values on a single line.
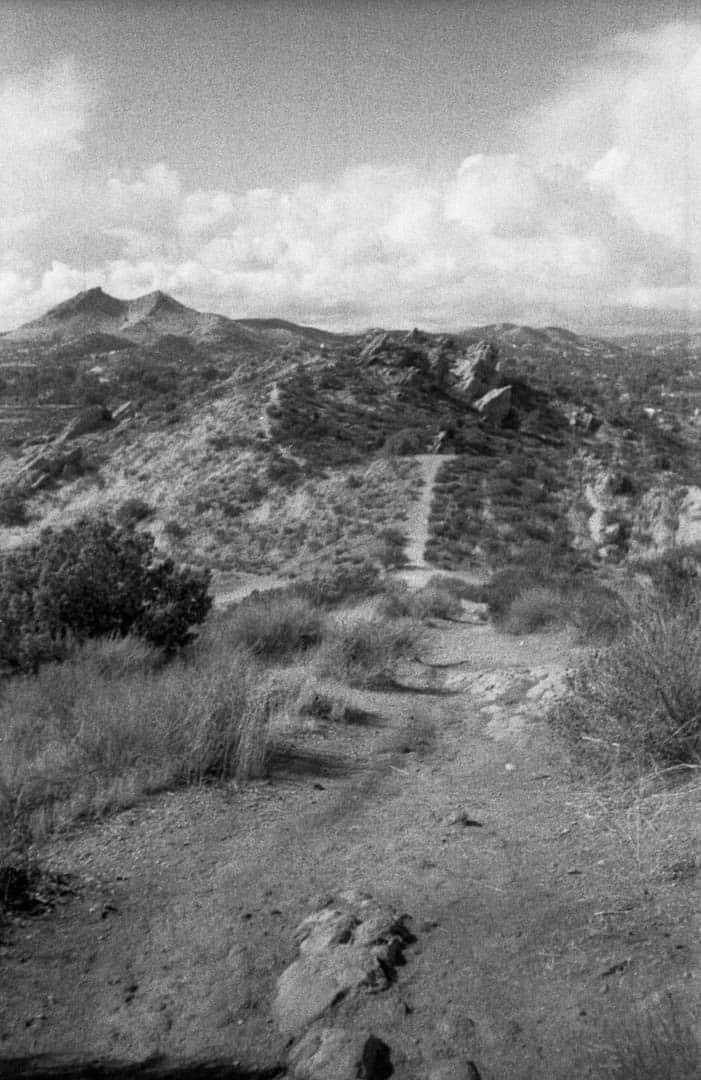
xmin=2 ymin=0 xmax=700 ymax=333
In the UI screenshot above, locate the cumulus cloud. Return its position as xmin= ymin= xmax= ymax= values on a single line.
xmin=2 ymin=23 xmax=701 ymax=332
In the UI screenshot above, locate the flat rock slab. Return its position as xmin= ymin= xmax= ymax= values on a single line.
xmin=273 ymin=891 xmax=414 ymax=1040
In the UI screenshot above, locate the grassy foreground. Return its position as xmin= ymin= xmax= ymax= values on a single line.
xmin=0 ymin=583 xmax=419 ymax=897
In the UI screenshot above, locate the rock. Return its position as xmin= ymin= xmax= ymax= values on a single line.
xmin=58 ymin=405 xmax=111 ymax=441
xmin=22 ymin=444 xmax=83 ymax=484
xmin=443 ymin=809 xmax=483 ymax=828
xmin=474 ymin=385 xmax=512 ymax=424
xmin=273 ymin=893 xmax=414 ymax=1039
xmin=288 ymin=1024 xmax=360 ymax=1080
xmin=603 ymin=522 xmax=623 ymax=544
xmin=360 ymin=332 xmax=391 ymax=362
xmin=29 ymin=472 xmax=53 ymax=492
xmin=454 ymin=341 xmax=500 ymax=401
xmin=111 ymin=400 xmax=134 ymax=423
xmin=359 ymin=1035 xmax=393 ymax=1080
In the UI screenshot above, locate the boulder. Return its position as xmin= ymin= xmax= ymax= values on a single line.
xmin=453 ymin=341 xmax=500 ymax=401
xmin=58 ymin=405 xmax=111 ymax=441
xmin=359 ymin=332 xmax=391 ymax=362
xmin=288 ymin=1025 xmax=361 ymax=1080
xmin=273 ymin=892 xmax=414 ymax=1040
xmin=474 ymin=385 xmax=512 ymax=424
xmin=111 ymin=400 xmax=134 ymax=424
xmin=29 ymin=472 xmax=53 ymax=492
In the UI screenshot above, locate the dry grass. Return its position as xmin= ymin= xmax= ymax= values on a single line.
xmin=552 ymin=593 xmax=701 ymax=771
xmin=316 ymin=615 xmax=418 ymax=688
xmin=501 ymin=585 xmax=567 ymax=634
xmin=0 ymin=636 xmax=281 ymax=878
xmin=379 ymin=578 xmax=465 ymax=621
xmin=212 ymin=592 xmax=323 ymax=658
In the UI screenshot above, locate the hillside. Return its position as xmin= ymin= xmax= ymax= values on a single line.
xmin=1 ymin=292 xmax=701 ymax=1079
xmin=1 ymin=291 xmax=700 ymax=586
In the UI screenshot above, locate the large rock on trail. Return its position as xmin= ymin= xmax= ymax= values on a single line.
xmin=273 ymin=892 xmax=414 ymax=1040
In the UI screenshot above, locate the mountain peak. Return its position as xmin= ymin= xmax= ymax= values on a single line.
xmin=131 ymin=290 xmax=186 ymax=314
xmin=47 ymin=287 xmax=126 ymax=321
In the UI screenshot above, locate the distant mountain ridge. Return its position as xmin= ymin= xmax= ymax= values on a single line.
xmin=3 ymin=287 xmax=697 ymax=360
xmin=1 ymin=288 xmax=261 ymax=349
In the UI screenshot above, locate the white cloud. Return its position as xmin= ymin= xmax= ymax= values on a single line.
xmin=2 ymin=24 xmax=701 ymax=332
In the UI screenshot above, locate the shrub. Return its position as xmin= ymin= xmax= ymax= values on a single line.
xmin=296 ymin=561 xmax=383 ymax=607
xmin=552 ymin=594 xmax=701 ymax=771
xmin=501 ymin=585 xmax=566 ymax=634
xmin=0 ymin=489 xmax=29 ymax=527
xmin=377 ymin=526 xmax=408 ymax=569
xmin=317 ymin=617 xmax=417 ymax=688
xmin=115 ymin=496 xmax=154 ymax=526
xmin=0 ymin=517 xmax=212 ymax=670
xmin=220 ymin=593 xmax=322 ymax=658
xmin=383 ymin=428 xmax=427 ymax=455
xmin=635 ymin=545 xmax=701 ymax=606
xmin=163 ymin=518 xmax=188 ymax=541
xmin=567 ymin=581 xmax=630 ymax=643
xmin=379 ymin=578 xmax=464 ymax=621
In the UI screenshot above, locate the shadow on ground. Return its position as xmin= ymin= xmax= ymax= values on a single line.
xmin=0 ymin=1057 xmax=285 ymax=1079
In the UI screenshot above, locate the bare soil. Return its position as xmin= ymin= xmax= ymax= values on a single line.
xmin=2 ymin=613 xmax=699 ymax=1079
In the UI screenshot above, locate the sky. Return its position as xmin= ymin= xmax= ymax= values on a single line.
xmin=2 ymin=0 xmax=701 ymax=334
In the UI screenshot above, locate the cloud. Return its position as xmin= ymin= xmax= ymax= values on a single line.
xmin=2 ymin=24 xmax=701 ymax=333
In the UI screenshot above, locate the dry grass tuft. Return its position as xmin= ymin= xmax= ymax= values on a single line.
xmin=316 ymin=616 xmax=418 ymax=689
xmin=552 ymin=593 xmax=701 ymax=772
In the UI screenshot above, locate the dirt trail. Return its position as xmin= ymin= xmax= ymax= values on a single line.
xmin=403 ymin=454 xmax=453 ymax=569
xmin=2 ymin=620 xmax=700 ymax=1078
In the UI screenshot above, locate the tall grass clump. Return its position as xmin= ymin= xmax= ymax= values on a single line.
xmin=317 ymin=616 xmax=417 ymax=688
xmin=552 ymin=593 xmax=701 ymax=772
xmin=379 ymin=577 xmax=465 ymax=621
xmin=0 ymin=634 xmax=279 ymax=888
xmin=501 ymin=584 xmax=567 ymax=634
xmin=295 ymin=560 xmax=383 ymax=607
xmin=217 ymin=592 xmax=322 ymax=658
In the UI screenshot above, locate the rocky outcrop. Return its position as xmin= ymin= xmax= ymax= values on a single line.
xmin=58 ymin=404 xmax=112 ymax=441
xmin=453 ymin=341 xmax=500 ymax=403
xmin=274 ymin=891 xmax=414 ymax=1079
xmin=474 ymin=385 xmax=512 ymax=424
xmin=274 ymin=892 xmax=413 ymax=1039
xmin=111 ymin=400 xmax=134 ymax=424
xmin=20 ymin=444 xmax=84 ymax=487
xmin=359 ymin=332 xmax=391 ymax=362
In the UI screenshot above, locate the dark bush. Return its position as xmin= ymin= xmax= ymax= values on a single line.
xmin=115 ymin=497 xmax=154 ymax=526
xmin=0 ymin=490 xmax=29 ymax=527
xmin=636 ymin=545 xmax=701 ymax=606
xmin=0 ymin=518 xmax=212 ymax=670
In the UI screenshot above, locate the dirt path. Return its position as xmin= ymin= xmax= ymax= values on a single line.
xmin=2 ymin=620 xmax=699 ymax=1078
xmin=403 ymin=454 xmax=453 ymax=569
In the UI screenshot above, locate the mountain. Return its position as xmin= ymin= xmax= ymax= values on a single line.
xmin=1 ymin=288 xmax=349 ymax=353
xmin=1 ymin=288 xmax=262 ymax=350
